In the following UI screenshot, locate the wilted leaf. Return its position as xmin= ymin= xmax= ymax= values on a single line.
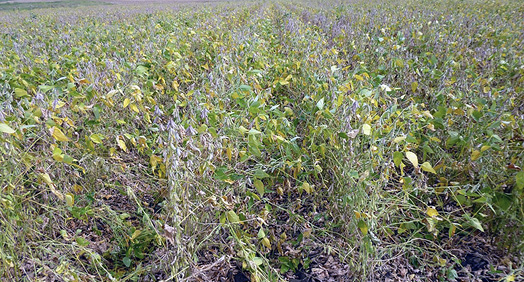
xmin=252 ymin=257 xmax=263 ymax=266
xmin=130 ymin=103 xmax=139 ymax=113
xmin=347 ymin=129 xmax=359 ymax=138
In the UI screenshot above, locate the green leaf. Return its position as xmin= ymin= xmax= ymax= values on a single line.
xmin=252 ymin=257 xmax=263 ymax=266
xmin=75 ymin=236 xmax=90 ymax=247
xmin=123 ymin=257 xmax=131 ymax=267
xmin=516 ymin=171 xmax=524 ymax=191
xmin=253 ymin=169 xmax=270 ymax=179
xmin=405 ymin=152 xmax=418 ymax=168
xmin=257 ymin=228 xmax=266 ymax=239
xmin=254 ymin=179 xmax=265 ymax=197
xmin=464 ymin=215 xmax=484 ymax=232
xmin=0 ymin=123 xmax=15 ymax=134
xmin=248 ymin=128 xmax=262 ymax=136
xmin=248 ymin=134 xmax=261 ymax=157
xmin=448 ymin=223 xmax=457 ymax=237
xmin=239 ymin=84 xmax=252 ymax=92
xmin=393 ymin=152 xmax=404 ymax=167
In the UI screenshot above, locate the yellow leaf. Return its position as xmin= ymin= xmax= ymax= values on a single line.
xmin=261 ymin=237 xmax=271 ymax=248
xmin=72 ymin=184 xmax=83 ymax=193
xmin=131 ymin=230 xmax=141 ymax=240
xmin=39 ymin=173 xmax=53 ymax=186
xmin=90 ymin=134 xmax=104 ymax=144
xmin=411 ymin=81 xmax=418 ymax=92
xmin=302 ymin=182 xmax=312 ymax=194
xmin=471 ymin=150 xmax=481 ymax=161
xmin=123 ymin=98 xmax=131 ymax=108
xmin=50 ymin=127 xmax=70 ymax=142
xmin=130 ymin=103 xmax=139 ymax=113
xmin=421 ymin=162 xmax=437 ymax=174
xmin=0 ymin=123 xmax=15 ymax=134
xmin=405 ymin=152 xmax=418 ymax=168
xmin=14 ymin=88 xmax=29 ymax=98
xmin=480 ymin=145 xmax=490 ymax=152
xmin=426 ymin=207 xmax=439 ymax=217
xmin=254 ymin=179 xmax=265 ymax=197
xmin=226 ymin=148 xmax=232 ymax=161
xmin=117 ymin=138 xmax=127 ymax=152
xmin=52 ymin=147 xmax=64 ymax=162
xmin=393 ymin=136 xmax=406 ymax=143
xmin=65 ymin=193 xmax=74 ymax=207
xmin=505 ymin=274 xmax=515 ymax=282
xmin=227 ymin=210 xmax=240 ymax=223
xmin=39 ymin=173 xmax=63 ymax=200
xmin=422 ymin=111 xmax=433 ymax=119
xmin=358 ymin=219 xmax=368 ymax=235
xmin=150 ymin=155 xmax=162 ymax=171
xmin=362 ymin=124 xmax=371 ymax=135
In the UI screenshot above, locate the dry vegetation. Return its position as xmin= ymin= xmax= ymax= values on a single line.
xmin=0 ymin=0 xmax=523 ymax=281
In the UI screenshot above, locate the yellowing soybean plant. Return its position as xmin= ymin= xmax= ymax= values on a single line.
xmin=1 ymin=0 xmax=523 ymax=281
